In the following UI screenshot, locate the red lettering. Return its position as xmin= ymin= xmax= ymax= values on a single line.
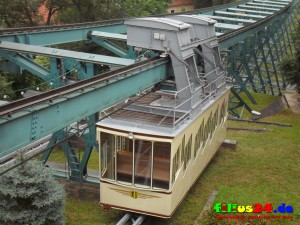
xmin=253 ymin=203 xmax=262 ymax=213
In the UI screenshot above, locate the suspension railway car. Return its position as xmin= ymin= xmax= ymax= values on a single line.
xmin=96 ymin=16 xmax=230 ymax=218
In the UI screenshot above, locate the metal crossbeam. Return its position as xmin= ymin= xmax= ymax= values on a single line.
xmin=205 ymin=15 xmax=257 ymax=24
xmin=214 ymin=10 xmax=266 ymax=19
xmin=272 ymin=0 xmax=292 ymax=2
xmin=0 ymin=41 xmax=134 ymax=66
xmin=89 ymin=31 xmax=127 ymax=41
xmin=246 ymin=2 xmax=285 ymax=8
xmin=238 ymin=4 xmax=280 ymax=11
xmin=227 ymin=7 xmax=273 ymax=15
xmin=254 ymin=0 xmax=289 ymax=6
xmin=215 ymin=23 xmax=244 ymax=30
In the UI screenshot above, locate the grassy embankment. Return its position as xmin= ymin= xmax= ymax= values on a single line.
xmin=61 ymin=93 xmax=299 ymax=225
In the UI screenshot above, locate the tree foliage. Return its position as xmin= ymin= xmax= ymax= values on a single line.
xmin=0 ymin=0 xmax=69 ymax=27
xmin=0 ymin=0 xmax=171 ymax=27
xmin=0 ymin=70 xmax=49 ymax=100
xmin=280 ymin=24 xmax=300 ymax=93
xmin=0 ymin=71 xmax=15 ymax=100
xmin=0 ymin=0 xmax=41 ymax=27
xmin=56 ymin=0 xmax=171 ymax=24
xmin=0 ymin=157 xmax=65 ymax=225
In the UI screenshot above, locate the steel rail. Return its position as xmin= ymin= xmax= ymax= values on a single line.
xmin=0 ymin=57 xmax=167 ymax=117
xmin=0 ymin=19 xmax=124 ymax=35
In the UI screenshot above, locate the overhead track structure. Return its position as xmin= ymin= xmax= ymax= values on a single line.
xmin=0 ymin=57 xmax=167 ymax=179
xmin=199 ymin=0 xmax=299 ymax=116
xmin=0 ymin=0 xmax=299 ymax=181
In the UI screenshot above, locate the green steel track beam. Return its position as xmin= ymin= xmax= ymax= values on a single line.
xmin=0 ymin=23 xmax=126 ymax=46
xmin=0 ymin=57 xmax=168 ymax=158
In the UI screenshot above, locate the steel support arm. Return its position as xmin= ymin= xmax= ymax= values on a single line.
xmin=0 ymin=50 xmax=50 ymax=80
xmin=91 ymin=37 xmax=129 ymax=59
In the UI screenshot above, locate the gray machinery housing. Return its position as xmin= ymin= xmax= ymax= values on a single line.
xmin=125 ymin=16 xmax=226 ymax=112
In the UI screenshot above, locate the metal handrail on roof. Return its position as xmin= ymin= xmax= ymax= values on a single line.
xmin=156 ymin=69 xmax=227 ymax=128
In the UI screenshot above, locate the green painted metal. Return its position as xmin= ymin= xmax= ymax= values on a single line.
xmin=251 ymin=35 xmax=267 ymax=94
xmin=205 ymin=15 xmax=257 ymax=24
xmin=257 ymin=31 xmax=274 ymax=95
xmin=229 ymin=88 xmax=252 ymax=117
xmin=215 ymin=23 xmax=244 ymax=32
xmin=40 ymin=115 xmax=98 ymax=181
xmin=41 ymin=59 xmax=98 ymax=181
xmin=0 ymin=23 xmax=126 ymax=46
xmin=0 ymin=58 xmax=168 ymax=160
xmin=79 ymin=114 xmax=98 ymax=178
xmin=283 ymin=17 xmax=294 ymax=55
xmin=226 ymin=43 xmax=256 ymax=117
xmin=265 ymin=28 xmax=282 ymax=96
xmin=240 ymin=39 xmax=258 ymax=93
xmin=227 ymin=7 xmax=273 ymax=15
xmin=238 ymin=4 xmax=280 ymax=12
xmin=0 ymin=41 xmax=135 ymax=66
xmin=222 ymin=0 xmax=298 ymax=106
xmin=90 ymin=36 xmax=131 ymax=59
xmin=228 ymin=44 xmax=257 ymax=103
xmin=0 ymin=50 xmax=50 ymax=80
xmin=219 ymin=0 xmax=298 ymax=116
xmin=49 ymin=58 xmax=61 ymax=88
xmin=271 ymin=27 xmax=287 ymax=89
xmin=218 ymin=4 xmax=292 ymax=50
xmin=40 ymin=131 xmax=60 ymax=163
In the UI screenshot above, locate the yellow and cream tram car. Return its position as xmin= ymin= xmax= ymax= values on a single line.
xmin=97 ymin=16 xmax=230 ymax=218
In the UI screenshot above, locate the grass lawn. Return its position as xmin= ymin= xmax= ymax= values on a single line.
xmin=64 ymin=93 xmax=300 ymax=225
